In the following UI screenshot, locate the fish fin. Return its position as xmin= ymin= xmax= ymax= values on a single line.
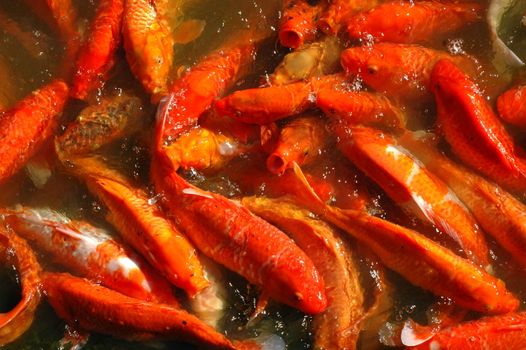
xmin=172 ymin=19 xmax=206 ymax=44
xmin=247 ymin=290 xmax=270 ymax=325
xmin=400 ymin=319 xmax=436 ymax=346
xmin=290 ymin=162 xmax=326 ymax=212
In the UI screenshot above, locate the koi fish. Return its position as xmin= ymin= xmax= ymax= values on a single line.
xmin=64 ymin=156 xmax=209 ymax=297
xmin=0 ymin=80 xmax=68 ymax=185
xmin=160 ymin=32 xmax=258 ymax=143
xmin=266 ymin=115 xmax=328 ymax=174
xmin=0 ymin=225 xmax=41 ymax=346
xmin=70 ymin=0 xmax=124 ymax=100
xmin=2 ymin=206 xmax=177 ymax=304
xmin=408 ymin=312 xmax=526 ymax=349
xmin=431 ymin=59 xmax=526 ymax=193
xmin=333 ymin=125 xmax=490 ymax=268
xmin=123 ymin=0 xmax=174 ymax=99
xmin=42 ymin=272 xmax=250 ymax=349
xmin=346 ymin=1 xmax=481 ymax=44
xmin=318 ymin=0 xmax=377 ymax=35
xmin=55 ymin=92 xmax=145 ymax=156
xmin=497 ymin=84 xmax=526 ymax=128
xmin=279 ymin=0 xmax=324 ymax=48
xmin=399 ymin=131 xmax=526 ymax=269
xmin=242 ymin=196 xmax=365 ymax=350
xmin=288 ymin=164 xmax=518 ymax=314
xmin=341 ymin=43 xmax=478 ymax=102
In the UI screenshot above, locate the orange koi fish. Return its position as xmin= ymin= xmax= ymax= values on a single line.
xmin=160 ymin=34 xmax=257 ymax=143
xmin=215 ymin=80 xmax=316 ymax=124
xmin=0 ymin=225 xmax=41 ymax=346
xmin=164 ymin=127 xmax=254 ymax=172
xmin=152 ymin=155 xmax=327 ymax=314
xmin=123 ymin=0 xmax=174 ymax=99
xmin=318 ymin=0 xmax=376 ymax=35
xmin=0 ymin=80 xmax=68 ymax=185
xmin=153 ymin=102 xmax=327 ymax=314
xmin=431 ymin=59 xmax=526 ymax=193
xmin=42 ymin=272 xmax=251 ymax=349
xmin=341 ymin=43 xmax=477 ymax=101
xmin=334 ymin=125 xmax=490 ymax=268
xmin=290 ymin=164 xmax=518 ymax=314
xmin=279 ymin=0 xmax=324 ymax=48
xmin=70 ymin=0 xmax=124 ymax=99
xmin=55 ymin=92 xmax=145 ymax=156
xmin=266 ymin=115 xmax=328 ymax=174
xmin=408 ymin=312 xmax=526 ymax=350
xmin=243 ymin=196 xmax=365 ymax=350
xmin=346 ymin=1 xmax=481 ymax=44
xmin=2 ymin=207 xmax=177 ymax=304
xmin=317 ymin=86 xmax=406 ymax=131
xmin=65 ymin=156 xmax=208 ymax=297
xmin=215 ymin=74 xmax=346 ymax=124
xmin=399 ymin=131 xmax=526 ymax=269
xmin=497 ymin=84 xmax=526 ymax=128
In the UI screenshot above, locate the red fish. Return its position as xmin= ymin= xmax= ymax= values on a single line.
xmin=497 ymin=84 xmax=526 ymax=128
xmin=279 ymin=0 xmax=324 ymax=48
xmin=431 ymin=59 xmax=526 ymax=193
xmin=122 ymin=0 xmax=174 ymax=99
xmin=0 ymin=225 xmax=41 ymax=346
xmin=42 ymin=272 xmax=251 ymax=349
xmin=66 ymin=156 xmax=208 ymax=297
xmin=341 ymin=43 xmax=477 ymax=102
xmin=3 ymin=206 xmax=177 ymax=304
xmin=160 ymin=34 xmax=257 ymax=143
xmin=346 ymin=1 xmax=481 ymax=44
xmin=399 ymin=131 xmax=526 ymax=270
xmin=408 ymin=312 xmax=526 ymax=350
xmin=243 ymin=197 xmax=365 ymax=350
xmin=70 ymin=0 xmax=124 ymax=99
xmin=152 ymin=155 xmax=327 ymax=314
xmin=289 ymin=164 xmax=518 ymax=314
xmin=0 ymin=80 xmax=68 ymax=185
xmin=266 ymin=115 xmax=329 ymax=174
xmin=334 ymin=125 xmax=490 ymax=268
xmin=318 ymin=0 xmax=377 ymax=35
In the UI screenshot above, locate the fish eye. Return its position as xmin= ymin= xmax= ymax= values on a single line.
xmin=367 ymin=66 xmax=378 ymax=74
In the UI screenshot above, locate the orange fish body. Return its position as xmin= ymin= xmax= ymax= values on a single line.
xmin=215 ymin=74 xmax=347 ymax=124
xmin=67 ymin=156 xmax=208 ymax=297
xmin=151 ymin=156 xmax=327 ymax=314
xmin=400 ymin=132 xmax=526 ymax=270
xmin=266 ymin=115 xmax=328 ymax=174
xmin=341 ymin=43 xmax=477 ymax=101
xmin=42 ymin=272 xmax=239 ymax=348
xmin=408 ymin=312 xmax=526 ymax=350
xmin=318 ymin=0 xmax=377 ymax=35
xmin=317 ymin=86 xmax=406 ymax=131
xmin=0 ymin=80 xmax=68 ymax=185
xmin=3 ymin=207 xmax=177 ymax=304
xmin=279 ymin=0 xmax=322 ymax=48
xmin=431 ymin=59 xmax=526 ymax=193
xmin=123 ymin=0 xmax=174 ymax=99
xmin=346 ymin=1 xmax=481 ymax=44
xmin=243 ymin=197 xmax=365 ymax=350
xmin=334 ymin=125 xmax=490 ymax=268
xmin=215 ymin=80 xmax=315 ymax=124
xmin=0 ymin=226 xmax=41 ymax=346
xmin=497 ymin=84 xmax=526 ymax=128
xmin=161 ymin=38 xmax=256 ymax=142
xmin=70 ymin=0 xmax=124 ymax=99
